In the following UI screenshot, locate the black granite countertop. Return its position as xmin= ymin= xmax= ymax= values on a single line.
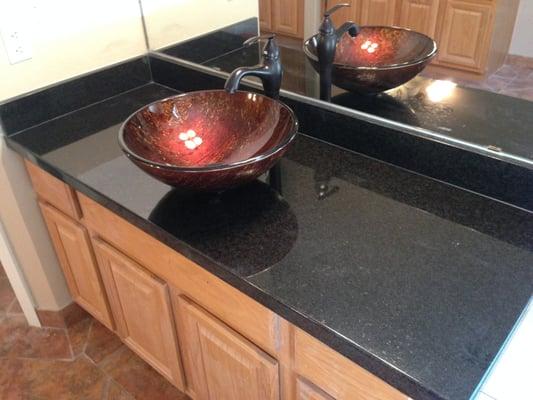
xmin=5 ymin=82 xmax=533 ymax=400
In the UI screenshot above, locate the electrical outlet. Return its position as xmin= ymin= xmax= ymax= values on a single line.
xmin=0 ymin=0 xmax=33 ymax=65
xmin=1 ymin=25 xmax=32 ymax=64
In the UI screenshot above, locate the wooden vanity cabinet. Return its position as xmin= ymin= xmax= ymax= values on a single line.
xmin=173 ymin=295 xmax=280 ymax=400
xmin=38 ymin=201 xmax=114 ymax=330
xmin=27 ymin=161 xmax=410 ymax=400
xmin=92 ymin=238 xmax=185 ymax=390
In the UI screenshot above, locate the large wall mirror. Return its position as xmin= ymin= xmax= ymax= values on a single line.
xmin=139 ymin=0 xmax=533 ymax=168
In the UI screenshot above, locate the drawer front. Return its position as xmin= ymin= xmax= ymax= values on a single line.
xmin=25 ymin=160 xmax=81 ymax=219
xmin=294 ymin=329 xmax=408 ymax=400
xmin=78 ymin=191 xmax=281 ymax=356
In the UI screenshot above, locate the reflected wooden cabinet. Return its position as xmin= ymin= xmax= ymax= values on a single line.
xmin=259 ymin=0 xmax=273 ymax=31
xmin=322 ymin=0 xmax=518 ymax=75
xmin=174 ymin=295 xmax=280 ymax=400
xmin=259 ymin=0 xmax=304 ymax=38
xmin=398 ymin=0 xmax=440 ymax=38
xmin=360 ymin=0 xmax=398 ymax=25
xmin=39 ymin=201 xmax=113 ymax=330
xmin=437 ymin=0 xmax=493 ymax=71
xmin=93 ymin=238 xmax=185 ymax=390
xmin=296 ymin=377 xmax=335 ymax=400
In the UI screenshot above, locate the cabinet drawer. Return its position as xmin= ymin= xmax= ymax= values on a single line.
xmin=25 ymin=160 xmax=81 ymax=219
xmin=294 ymin=329 xmax=408 ymax=400
xmin=78 ymin=191 xmax=281 ymax=357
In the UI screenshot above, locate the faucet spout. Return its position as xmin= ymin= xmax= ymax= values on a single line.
xmin=336 ymin=22 xmax=360 ymax=39
xmin=224 ymin=35 xmax=282 ymax=100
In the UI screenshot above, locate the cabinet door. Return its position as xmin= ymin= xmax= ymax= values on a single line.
xmin=296 ymin=376 xmax=335 ymax=400
xmin=174 ymin=295 xmax=279 ymax=400
xmin=272 ymin=0 xmax=303 ymax=38
xmin=360 ymin=0 xmax=398 ymax=25
xmin=39 ymin=202 xmax=113 ymax=329
xmin=93 ymin=238 xmax=185 ymax=390
xmin=398 ymin=0 xmax=440 ymax=38
xmin=438 ymin=0 xmax=493 ymax=71
xmin=259 ymin=0 xmax=272 ymax=32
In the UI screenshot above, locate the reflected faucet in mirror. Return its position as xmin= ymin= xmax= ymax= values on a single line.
xmin=224 ymin=34 xmax=283 ymax=99
xmin=315 ymin=3 xmax=359 ymax=102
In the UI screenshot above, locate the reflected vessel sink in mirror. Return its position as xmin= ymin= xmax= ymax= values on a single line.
xmin=119 ymin=90 xmax=298 ymax=191
xmin=304 ymin=26 xmax=437 ymax=93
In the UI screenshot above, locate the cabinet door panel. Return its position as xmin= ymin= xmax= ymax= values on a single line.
xmin=175 ymin=295 xmax=279 ymax=400
xmin=296 ymin=376 xmax=335 ymax=400
xmin=272 ymin=0 xmax=303 ymax=38
xmin=360 ymin=0 xmax=398 ymax=25
xmin=93 ymin=238 xmax=184 ymax=390
xmin=39 ymin=201 xmax=113 ymax=329
xmin=398 ymin=0 xmax=440 ymax=38
xmin=438 ymin=0 xmax=493 ymax=71
xmin=259 ymin=0 xmax=272 ymax=31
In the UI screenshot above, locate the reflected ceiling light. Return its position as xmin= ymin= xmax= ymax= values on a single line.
xmin=426 ymin=80 xmax=457 ymax=102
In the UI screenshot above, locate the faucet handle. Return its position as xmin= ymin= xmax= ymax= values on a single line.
xmin=243 ymin=34 xmax=280 ymax=61
xmin=324 ymin=3 xmax=350 ymax=17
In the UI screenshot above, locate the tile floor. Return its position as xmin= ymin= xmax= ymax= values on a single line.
xmin=0 ymin=265 xmax=190 ymax=400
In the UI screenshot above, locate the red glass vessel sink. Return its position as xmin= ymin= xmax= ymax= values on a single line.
xmin=119 ymin=90 xmax=298 ymax=191
xmin=304 ymin=26 xmax=437 ymax=93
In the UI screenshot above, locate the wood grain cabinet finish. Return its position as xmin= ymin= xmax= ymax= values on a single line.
xmin=260 ymin=0 xmax=304 ymax=38
xmin=92 ymin=238 xmax=185 ymax=390
xmin=296 ymin=377 xmax=335 ymax=400
xmin=398 ymin=0 xmax=440 ymax=37
xmin=293 ymin=329 xmax=408 ymax=400
xmin=26 ymin=160 xmax=81 ymax=219
xmin=360 ymin=0 xmax=398 ymax=25
xmin=325 ymin=0 xmax=360 ymax=27
xmin=39 ymin=202 xmax=113 ymax=329
xmin=259 ymin=0 xmax=273 ymax=31
xmin=174 ymin=295 xmax=280 ymax=400
xmin=438 ymin=0 xmax=493 ymax=71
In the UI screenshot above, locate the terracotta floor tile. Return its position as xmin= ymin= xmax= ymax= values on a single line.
xmin=0 ymin=315 xmax=72 ymax=360
xmin=86 ymin=320 xmax=124 ymax=364
xmin=101 ymin=347 xmax=188 ymax=400
xmin=67 ymin=316 xmax=93 ymax=357
xmin=0 ymin=278 xmax=16 ymax=313
xmin=0 ymin=356 xmax=106 ymax=400
xmin=105 ymin=380 xmax=136 ymax=400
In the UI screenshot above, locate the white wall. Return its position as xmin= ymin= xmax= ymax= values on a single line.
xmin=0 ymin=0 xmax=147 ymax=314
xmin=0 ymin=0 xmax=147 ymax=101
xmin=142 ymin=0 xmax=258 ymax=50
xmin=510 ymin=0 xmax=533 ymax=58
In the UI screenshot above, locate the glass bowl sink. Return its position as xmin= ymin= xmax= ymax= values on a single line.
xmin=304 ymin=26 xmax=437 ymax=94
xmin=119 ymin=90 xmax=298 ymax=192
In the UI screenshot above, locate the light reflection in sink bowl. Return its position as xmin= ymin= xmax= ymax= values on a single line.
xmin=304 ymin=26 xmax=437 ymax=93
xmin=119 ymin=90 xmax=298 ymax=192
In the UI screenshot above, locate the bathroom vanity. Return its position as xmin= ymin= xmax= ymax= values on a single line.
xmin=2 ymin=53 xmax=532 ymax=400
